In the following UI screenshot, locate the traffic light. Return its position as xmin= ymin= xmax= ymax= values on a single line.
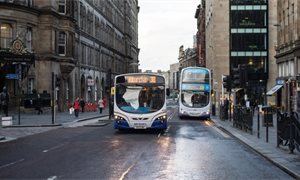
xmin=232 ymin=66 xmax=241 ymax=88
xmin=56 ymin=77 xmax=61 ymax=87
xmin=240 ymin=64 xmax=248 ymax=87
xmin=223 ymin=75 xmax=231 ymax=92
xmin=232 ymin=65 xmax=248 ymax=88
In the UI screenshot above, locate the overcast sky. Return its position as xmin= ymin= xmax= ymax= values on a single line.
xmin=138 ymin=0 xmax=200 ymax=72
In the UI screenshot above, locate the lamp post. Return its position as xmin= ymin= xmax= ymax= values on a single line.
xmin=129 ymin=62 xmax=139 ymax=73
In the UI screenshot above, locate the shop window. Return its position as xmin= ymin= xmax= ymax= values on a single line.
xmin=0 ymin=23 xmax=12 ymax=49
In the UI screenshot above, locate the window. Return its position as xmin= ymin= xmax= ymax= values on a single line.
xmin=231 ymin=10 xmax=266 ymax=28
xmin=27 ymin=0 xmax=33 ymax=7
xmin=26 ymin=27 xmax=32 ymax=52
xmin=231 ymin=57 xmax=267 ymax=80
xmin=231 ymin=33 xmax=266 ymax=51
xmin=58 ymin=32 xmax=66 ymax=56
xmin=52 ymin=30 xmax=56 ymax=53
xmin=28 ymin=78 xmax=34 ymax=94
xmin=58 ymin=0 xmax=66 ymax=14
xmin=231 ymin=0 xmax=267 ymax=5
xmin=0 ymin=23 xmax=12 ymax=49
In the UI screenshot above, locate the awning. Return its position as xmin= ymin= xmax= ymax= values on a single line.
xmin=266 ymin=85 xmax=283 ymax=96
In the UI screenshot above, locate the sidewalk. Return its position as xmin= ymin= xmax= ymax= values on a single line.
xmin=211 ymin=110 xmax=300 ymax=179
xmin=0 ymin=108 xmax=110 ymax=142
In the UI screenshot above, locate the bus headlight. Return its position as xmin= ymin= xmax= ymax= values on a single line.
xmin=156 ymin=115 xmax=167 ymax=123
xmin=114 ymin=115 xmax=125 ymax=121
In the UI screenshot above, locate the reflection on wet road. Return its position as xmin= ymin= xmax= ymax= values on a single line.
xmin=0 ymin=104 xmax=293 ymax=179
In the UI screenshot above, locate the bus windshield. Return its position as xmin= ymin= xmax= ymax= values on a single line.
xmin=181 ymin=90 xmax=209 ymax=108
xmin=182 ymin=68 xmax=209 ymax=83
xmin=116 ymin=84 xmax=165 ymax=114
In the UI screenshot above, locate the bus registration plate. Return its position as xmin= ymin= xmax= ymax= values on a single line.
xmin=133 ymin=122 xmax=147 ymax=129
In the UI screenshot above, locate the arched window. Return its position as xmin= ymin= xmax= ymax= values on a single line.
xmin=58 ymin=32 xmax=66 ymax=56
xmin=0 ymin=23 xmax=12 ymax=49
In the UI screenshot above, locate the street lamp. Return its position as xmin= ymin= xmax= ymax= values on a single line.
xmin=129 ymin=62 xmax=140 ymax=73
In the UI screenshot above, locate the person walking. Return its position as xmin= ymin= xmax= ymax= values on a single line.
xmin=36 ymin=94 xmax=43 ymax=115
xmin=79 ymin=98 xmax=85 ymax=113
xmin=98 ymin=98 xmax=104 ymax=114
xmin=103 ymin=96 xmax=107 ymax=109
xmin=0 ymin=86 xmax=9 ymax=117
xmin=74 ymin=97 xmax=80 ymax=118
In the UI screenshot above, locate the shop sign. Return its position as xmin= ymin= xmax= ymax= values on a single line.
xmin=88 ymin=78 xmax=94 ymax=86
xmin=276 ymin=79 xmax=285 ymax=85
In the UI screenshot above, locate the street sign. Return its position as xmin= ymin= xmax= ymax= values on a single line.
xmin=111 ymin=87 xmax=115 ymax=95
xmin=5 ymin=73 xmax=20 ymax=79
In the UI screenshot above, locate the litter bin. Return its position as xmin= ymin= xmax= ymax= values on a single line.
xmin=262 ymin=106 xmax=273 ymax=127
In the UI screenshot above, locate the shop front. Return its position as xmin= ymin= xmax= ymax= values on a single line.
xmin=0 ymin=38 xmax=35 ymax=111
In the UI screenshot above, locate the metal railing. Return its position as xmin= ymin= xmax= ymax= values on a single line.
xmin=277 ymin=111 xmax=300 ymax=153
xmin=233 ymin=106 xmax=253 ymax=133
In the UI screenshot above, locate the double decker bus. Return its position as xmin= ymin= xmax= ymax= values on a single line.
xmin=113 ymin=73 xmax=169 ymax=130
xmin=178 ymin=67 xmax=211 ymax=119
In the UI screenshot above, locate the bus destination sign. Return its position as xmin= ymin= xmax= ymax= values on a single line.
xmin=127 ymin=76 xmax=157 ymax=84
xmin=182 ymin=83 xmax=210 ymax=91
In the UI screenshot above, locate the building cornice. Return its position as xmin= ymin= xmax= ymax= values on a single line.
xmin=0 ymin=2 xmax=40 ymax=16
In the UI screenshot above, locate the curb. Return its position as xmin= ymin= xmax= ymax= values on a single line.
xmin=83 ymin=123 xmax=109 ymax=127
xmin=75 ymin=115 xmax=109 ymax=122
xmin=211 ymin=118 xmax=300 ymax=179
xmin=2 ymin=124 xmax=62 ymax=128
xmin=0 ymin=136 xmax=5 ymax=141
xmin=0 ymin=115 xmax=109 ymax=127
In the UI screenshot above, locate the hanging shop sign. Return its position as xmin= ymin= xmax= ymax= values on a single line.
xmin=88 ymin=78 xmax=94 ymax=86
xmin=0 ymin=37 xmax=34 ymax=64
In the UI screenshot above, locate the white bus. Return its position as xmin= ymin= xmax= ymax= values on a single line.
xmin=178 ymin=67 xmax=211 ymax=119
xmin=113 ymin=73 xmax=169 ymax=130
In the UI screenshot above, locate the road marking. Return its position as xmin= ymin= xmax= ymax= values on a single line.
xmin=43 ymin=143 xmax=66 ymax=153
xmin=212 ymin=126 xmax=231 ymax=138
xmin=47 ymin=176 xmax=57 ymax=180
xmin=158 ymin=133 xmax=161 ymax=138
xmin=0 ymin=159 xmax=24 ymax=169
xmin=204 ymin=120 xmax=230 ymax=138
xmin=167 ymin=107 xmax=177 ymax=121
xmin=119 ymin=162 xmax=136 ymax=180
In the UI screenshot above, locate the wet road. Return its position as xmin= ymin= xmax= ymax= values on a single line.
xmin=0 ymin=102 xmax=293 ymax=179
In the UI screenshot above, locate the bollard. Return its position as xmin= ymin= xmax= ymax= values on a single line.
xmin=289 ymin=115 xmax=295 ymax=153
xmin=257 ymin=107 xmax=260 ymax=138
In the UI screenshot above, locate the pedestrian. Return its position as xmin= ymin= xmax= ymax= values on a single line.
xmin=74 ymin=97 xmax=80 ymax=118
xmin=103 ymin=96 xmax=107 ymax=109
xmin=224 ymin=98 xmax=229 ymax=119
xmin=79 ymin=97 xmax=85 ymax=113
xmin=36 ymin=94 xmax=43 ymax=115
xmin=0 ymin=86 xmax=9 ymax=117
xmin=98 ymin=98 xmax=104 ymax=114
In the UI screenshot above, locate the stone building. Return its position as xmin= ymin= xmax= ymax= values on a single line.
xmin=178 ymin=45 xmax=197 ymax=71
xmin=0 ymin=0 xmax=139 ymax=111
xmin=169 ymin=62 xmax=180 ymax=94
xmin=205 ymin=0 xmax=277 ymax=115
xmin=194 ymin=0 xmax=206 ymax=67
xmin=274 ymin=0 xmax=300 ymax=112
xmin=205 ymin=0 xmax=230 ymax=111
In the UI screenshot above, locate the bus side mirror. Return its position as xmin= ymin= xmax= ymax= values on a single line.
xmin=166 ymin=88 xmax=170 ymax=96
